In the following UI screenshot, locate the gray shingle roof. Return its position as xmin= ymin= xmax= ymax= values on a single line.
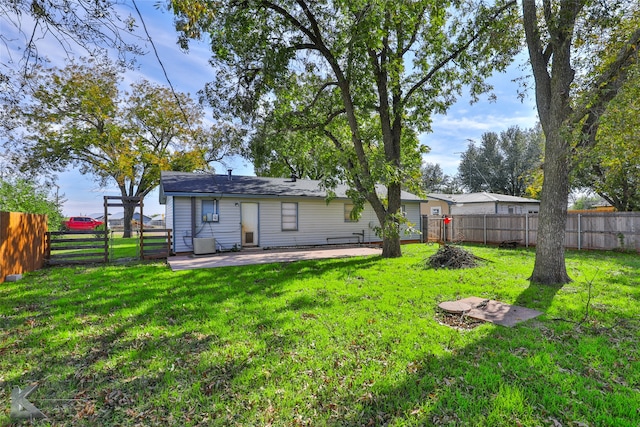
xmin=160 ymin=171 xmax=425 ymax=202
xmin=427 ymin=192 xmax=539 ymax=204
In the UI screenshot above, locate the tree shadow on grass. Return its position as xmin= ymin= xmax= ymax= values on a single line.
xmin=3 ymin=249 xmax=638 ymax=425
xmin=1 ymin=255 xmax=381 ymax=424
xmin=330 ymin=278 xmax=638 ymax=426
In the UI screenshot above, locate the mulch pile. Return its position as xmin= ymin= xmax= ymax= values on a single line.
xmin=426 ymin=245 xmax=480 ymax=269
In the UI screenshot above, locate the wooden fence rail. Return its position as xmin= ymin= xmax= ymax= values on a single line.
xmin=424 ymin=212 xmax=640 ymax=251
xmin=46 ymin=230 xmax=109 ymax=265
xmin=140 ymin=228 xmax=172 ymax=260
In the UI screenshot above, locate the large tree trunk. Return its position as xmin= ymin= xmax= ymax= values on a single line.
xmin=122 ymin=203 xmax=135 ymax=239
xmin=382 ymin=235 xmax=402 ymax=258
xmin=529 ymin=131 xmax=572 ymax=284
xmin=522 ymin=0 xmax=583 ymax=285
xmin=376 ymin=182 xmax=403 ymax=258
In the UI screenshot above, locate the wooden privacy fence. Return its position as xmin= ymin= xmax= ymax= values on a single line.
xmin=46 ymin=230 xmax=109 ymax=265
xmin=0 ymin=211 xmax=47 ymax=283
xmin=428 ymin=212 xmax=640 ymax=251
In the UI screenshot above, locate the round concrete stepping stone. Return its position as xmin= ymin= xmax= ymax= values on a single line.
xmin=438 ymin=301 xmax=472 ymax=314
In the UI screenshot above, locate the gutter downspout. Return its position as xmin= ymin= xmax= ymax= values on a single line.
xmin=191 ymin=197 xmax=196 ymax=244
xmin=172 ymin=198 xmax=177 ymax=253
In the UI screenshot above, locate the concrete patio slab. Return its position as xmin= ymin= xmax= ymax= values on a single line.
xmin=167 ymin=246 xmax=382 ymax=271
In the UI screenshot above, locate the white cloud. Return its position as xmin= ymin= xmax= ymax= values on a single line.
xmin=419 ymin=92 xmax=539 ymax=176
xmin=422 ymin=152 xmax=461 ymax=176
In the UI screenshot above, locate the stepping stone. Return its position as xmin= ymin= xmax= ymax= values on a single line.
xmin=438 ymin=300 xmax=472 ymax=314
xmin=458 ymin=296 xmax=543 ymax=327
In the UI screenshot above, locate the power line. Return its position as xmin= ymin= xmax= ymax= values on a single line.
xmin=131 ymin=0 xmax=192 ymax=129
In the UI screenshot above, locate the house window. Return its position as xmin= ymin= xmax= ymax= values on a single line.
xmin=344 ymin=204 xmax=358 ymax=222
xmin=202 ymin=199 xmax=219 ymax=222
xmin=281 ymin=202 xmax=298 ymax=231
xmin=431 ymin=207 xmax=441 ymax=216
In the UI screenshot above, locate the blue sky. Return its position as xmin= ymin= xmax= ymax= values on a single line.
xmin=3 ymin=2 xmax=539 ymax=216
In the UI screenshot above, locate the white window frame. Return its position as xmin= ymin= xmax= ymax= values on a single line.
xmin=431 ymin=207 xmax=441 ymax=216
xmin=344 ymin=204 xmax=358 ymax=222
xmin=281 ymin=202 xmax=298 ymax=231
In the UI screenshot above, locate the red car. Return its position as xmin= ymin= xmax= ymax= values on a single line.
xmin=62 ymin=216 xmax=104 ymax=231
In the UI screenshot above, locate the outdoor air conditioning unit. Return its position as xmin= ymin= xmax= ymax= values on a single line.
xmin=193 ymin=237 xmax=216 ymax=255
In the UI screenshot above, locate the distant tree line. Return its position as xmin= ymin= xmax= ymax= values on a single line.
xmin=420 ymin=124 xmax=543 ymax=198
xmin=420 ymin=109 xmax=639 ymax=213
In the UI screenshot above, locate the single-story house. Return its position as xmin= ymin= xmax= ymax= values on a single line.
xmin=159 ymin=171 xmax=425 ymax=254
xmin=421 ymin=192 xmax=540 ymax=216
xmin=107 ymin=212 xmax=153 ymax=228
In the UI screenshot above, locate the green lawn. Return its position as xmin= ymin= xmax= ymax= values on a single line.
xmin=1 ymin=243 xmax=638 ymax=426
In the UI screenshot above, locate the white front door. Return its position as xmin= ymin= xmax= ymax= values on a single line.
xmin=241 ymin=203 xmax=259 ymax=247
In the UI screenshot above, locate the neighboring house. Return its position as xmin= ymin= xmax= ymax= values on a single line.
xmin=132 ymin=213 xmax=153 ymax=224
xmin=106 ymin=212 xmax=153 ymax=228
xmin=421 ymin=192 xmax=540 ymax=216
xmin=109 ymin=212 xmax=152 ymax=223
xmin=159 ymin=171 xmax=425 ymax=254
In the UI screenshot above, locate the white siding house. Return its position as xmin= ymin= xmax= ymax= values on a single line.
xmin=420 ymin=192 xmax=540 ymax=216
xmin=160 ymin=171 xmax=425 ymax=254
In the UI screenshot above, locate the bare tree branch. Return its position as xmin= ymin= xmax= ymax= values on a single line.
xmin=404 ymin=1 xmax=517 ymax=107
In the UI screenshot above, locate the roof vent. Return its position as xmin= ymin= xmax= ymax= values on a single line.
xmin=290 ymin=173 xmax=297 ymax=182
xmin=227 ymin=169 xmax=232 ymax=181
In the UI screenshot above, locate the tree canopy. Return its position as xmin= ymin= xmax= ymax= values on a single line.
xmin=5 ymin=57 xmax=242 ymax=237
xmin=0 ymin=0 xmax=142 ymax=76
xmin=0 ymin=178 xmax=64 ymax=230
xmin=0 ymin=0 xmax=145 ymax=132
xmin=458 ymin=125 xmax=542 ymax=196
xmin=170 ymin=0 xmax=521 ymax=257
xmin=573 ymin=64 xmax=640 ymax=211
xmin=420 ymin=163 xmax=463 ymax=194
